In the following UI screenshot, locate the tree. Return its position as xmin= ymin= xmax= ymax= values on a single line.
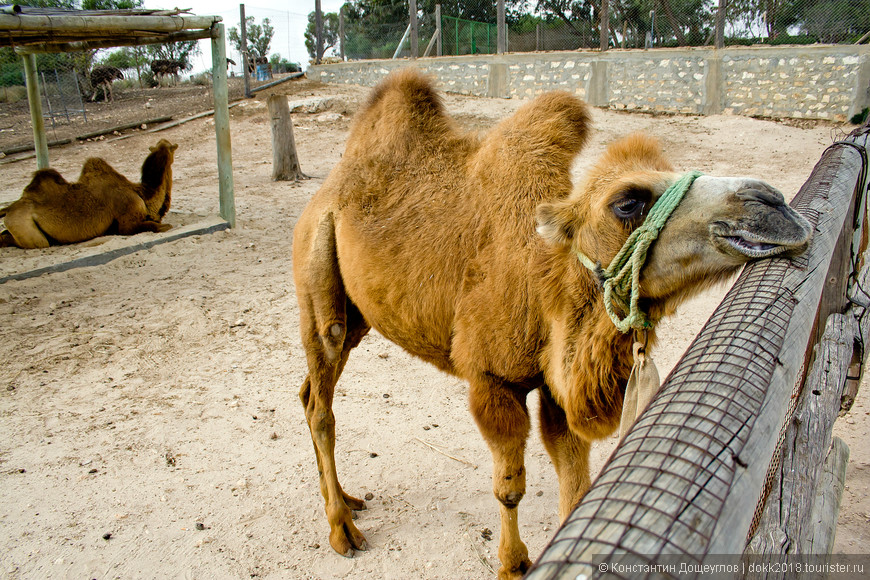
xmin=228 ymin=16 xmax=275 ymax=61
xmin=147 ymin=40 xmax=200 ymax=69
xmin=305 ymin=11 xmax=341 ymax=60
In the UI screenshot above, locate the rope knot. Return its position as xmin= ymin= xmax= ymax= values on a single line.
xmin=575 ymin=171 xmax=703 ymax=333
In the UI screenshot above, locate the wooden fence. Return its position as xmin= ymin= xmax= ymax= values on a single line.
xmin=525 ymin=122 xmax=870 ymax=578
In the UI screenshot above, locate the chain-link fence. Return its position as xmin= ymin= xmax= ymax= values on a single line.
xmin=315 ymin=0 xmax=870 ymax=61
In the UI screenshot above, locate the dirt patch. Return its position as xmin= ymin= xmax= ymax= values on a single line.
xmin=0 ymin=75 xmax=867 ymax=579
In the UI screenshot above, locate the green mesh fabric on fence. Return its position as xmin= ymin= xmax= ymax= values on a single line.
xmin=441 ymin=15 xmax=496 ymax=56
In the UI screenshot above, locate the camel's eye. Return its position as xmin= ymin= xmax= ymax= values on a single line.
xmin=612 ymin=198 xmax=646 ymax=221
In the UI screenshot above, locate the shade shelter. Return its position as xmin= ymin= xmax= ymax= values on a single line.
xmin=0 ymin=4 xmax=235 ymax=226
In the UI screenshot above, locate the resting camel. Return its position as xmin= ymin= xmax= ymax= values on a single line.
xmin=292 ymin=70 xmax=812 ymax=579
xmin=0 ymin=139 xmax=177 ymax=249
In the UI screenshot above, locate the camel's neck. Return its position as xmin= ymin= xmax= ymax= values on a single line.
xmin=140 ymin=154 xmax=172 ymax=220
xmin=538 ymin=248 xmax=655 ymax=440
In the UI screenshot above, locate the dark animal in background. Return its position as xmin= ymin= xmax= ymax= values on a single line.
xmin=89 ymin=66 xmax=123 ymax=102
xmin=150 ymin=59 xmax=185 ymax=86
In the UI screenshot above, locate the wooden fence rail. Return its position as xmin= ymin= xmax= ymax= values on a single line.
xmin=525 ymin=123 xmax=869 ymax=579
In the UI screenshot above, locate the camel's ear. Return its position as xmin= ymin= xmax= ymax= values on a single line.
xmin=536 ymin=201 xmax=579 ymax=246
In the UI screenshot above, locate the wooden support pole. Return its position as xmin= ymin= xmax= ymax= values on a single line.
xmin=338 ymin=7 xmax=345 ymax=61
xmin=409 ymin=0 xmax=418 ymax=59
xmin=599 ymin=0 xmax=609 ymax=51
xmin=435 ymin=4 xmax=442 ymax=57
xmin=745 ymin=313 xmax=856 ymax=563
xmin=807 ymin=437 xmax=850 ymax=555
xmin=22 ymin=53 xmax=48 ymax=169
xmin=315 ymin=0 xmax=324 ymax=64
xmin=0 ymin=13 xmax=218 ymax=34
xmin=14 ymin=29 xmax=215 ymax=54
xmin=240 ymin=4 xmax=251 ymax=99
xmin=497 ymin=0 xmax=505 ymax=54
xmin=211 ymin=23 xmax=235 ymax=227
xmin=267 ymin=95 xmax=306 ymax=182
xmin=715 ymin=0 xmax=726 ymax=49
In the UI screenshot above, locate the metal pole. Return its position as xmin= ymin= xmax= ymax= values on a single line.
xmin=315 ymin=0 xmax=324 ymax=64
xmin=436 ymin=4 xmax=442 ymax=56
xmin=240 ymin=4 xmax=251 ymax=98
xmin=497 ymin=0 xmax=505 ymax=54
xmin=599 ymin=0 xmax=609 ymax=51
xmin=211 ymin=24 xmax=236 ymax=227
xmin=409 ymin=0 xmax=418 ymax=59
xmin=22 ymin=53 xmax=48 ymax=169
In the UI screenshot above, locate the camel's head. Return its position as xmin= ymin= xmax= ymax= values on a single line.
xmin=150 ymin=139 xmax=178 ymax=158
xmin=537 ymin=133 xmax=813 ymax=319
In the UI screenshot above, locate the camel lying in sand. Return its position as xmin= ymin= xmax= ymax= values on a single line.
xmin=0 ymin=139 xmax=177 ymax=249
xmin=292 ymin=70 xmax=812 ymax=579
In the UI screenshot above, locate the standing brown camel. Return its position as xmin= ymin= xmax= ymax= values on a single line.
xmin=0 ymin=139 xmax=177 ymax=248
xmin=292 ymin=70 xmax=812 ymax=579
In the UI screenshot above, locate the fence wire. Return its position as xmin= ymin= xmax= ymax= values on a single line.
xmin=312 ymin=0 xmax=869 ymax=61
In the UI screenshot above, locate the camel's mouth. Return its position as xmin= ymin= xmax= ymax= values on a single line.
xmin=720 ymin=231 xmax=786 ymax=258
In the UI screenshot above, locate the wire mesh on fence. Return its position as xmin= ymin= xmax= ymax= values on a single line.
xmin=312 ymin=0 xmax=869 ymax=62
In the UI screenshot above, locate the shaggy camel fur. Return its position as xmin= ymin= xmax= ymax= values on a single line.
xmin=292 ymin=70 xmax=812 ymax=579
xmin=0 ymin=139 xmax=177 ymax=249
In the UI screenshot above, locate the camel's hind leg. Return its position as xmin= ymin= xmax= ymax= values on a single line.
xmin=295 ymin=212 xmax=371 ymax=557
xmin=2 ymin=201 xmax=50 ymax=248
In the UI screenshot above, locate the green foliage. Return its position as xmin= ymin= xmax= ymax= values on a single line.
xmin=228 ymin=16 xmax=275 ymax=61
xmin=80 ymin=0 xmax=143 ymax=8
xmin=305 ymin=11 xmax=341 ymax=60
xmin=851 ymin=107 xmax=870 ymax=125
xmin=13 ymin=0 xmax=77 ymax=8
xmin=146 ymin=41 xmax=200 ymax=71
xmin=269 ymin=54 xmax=301 ymax=73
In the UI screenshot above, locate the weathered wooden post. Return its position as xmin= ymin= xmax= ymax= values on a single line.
xmin=338 ymin=6 xmax=344 ymax=61
xmin=211 ymin=23 xmax=236 ymax=227
xmin=435 ymin=4 xmax=442 ymax=56
xmin=240 ymin=3 xmax=251 ymax=98
xmin=315 ymin=0 xmax=324 ymax=64
xmin=22 ymin=53 xmax=48 ymax=169
xmin=268 ymin=94 xmax=306 ymax=182
xmin=497 ymin=0 xmax=505 ymax=54
xmin=409 ymin=0 xmax=418 ymax=59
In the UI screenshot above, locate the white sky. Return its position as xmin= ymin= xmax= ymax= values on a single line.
xmin=140 ymin=0 xmax=347 ymax=73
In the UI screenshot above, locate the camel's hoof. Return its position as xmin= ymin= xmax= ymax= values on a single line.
xmin=497 ymin=559 xmax=531 ymax=580
xmin=329 ymin=522 xmax=368 ymax=557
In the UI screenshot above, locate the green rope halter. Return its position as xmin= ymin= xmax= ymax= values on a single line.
xmin=576 ymin=171 xmax=704 ymax=333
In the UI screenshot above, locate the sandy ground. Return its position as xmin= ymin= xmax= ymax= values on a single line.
xmin=1 ymin=77 xmax=868 ymax=580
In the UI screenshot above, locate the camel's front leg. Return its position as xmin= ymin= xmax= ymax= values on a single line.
xmin=469 ymin=376 xmax=532 ymax=580
xmin=539 ymin=386 xmax=592 ymax=521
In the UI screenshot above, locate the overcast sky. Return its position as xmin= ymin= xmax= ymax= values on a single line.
xmin=141 ymin=1 xmax=347 ymax=73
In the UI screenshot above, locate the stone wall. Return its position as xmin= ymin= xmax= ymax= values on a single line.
xmin=307 ymin=46 xmax=870 ymax=121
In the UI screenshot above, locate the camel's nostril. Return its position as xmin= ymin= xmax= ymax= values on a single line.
xmin=736 ymin=184 xmax=785 ymax=207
